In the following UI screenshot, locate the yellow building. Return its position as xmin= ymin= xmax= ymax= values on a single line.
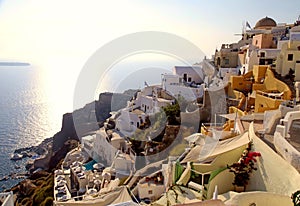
xmin=276 ymin=40 xmax=300 ymax=81
xmin=228 ymin=65 xmax=291 ymax=113
xmin=214 ymin=44 xmax=239 ymax=68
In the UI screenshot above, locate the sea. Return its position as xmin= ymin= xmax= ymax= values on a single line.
xmin=0 ymin=65 xmax=70 ymax=191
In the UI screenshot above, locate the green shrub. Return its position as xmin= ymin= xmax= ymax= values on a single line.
xmin=32 ymin=184 xmax=53 ymax=205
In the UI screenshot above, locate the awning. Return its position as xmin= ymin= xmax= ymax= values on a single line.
xmin=152 ymin=186 xmax=202 ymax=206
xmin=218 ymin=113 xmax=240 ymax=120
xmin=54 ymin=186 xmax=133 ymax=206
xmin=184 ymin=133 xmax=206 ymax=145
xmin=181 ymin=132 xmax=250 ymax=163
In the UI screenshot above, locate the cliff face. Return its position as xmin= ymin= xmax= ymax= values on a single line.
xmin=52 ymin=113 xmax=78 ymax=152
xmin=95 ymin=92 xmax=135 ymax=123
xmin=49 ymin=91 xmax=134 ymax=170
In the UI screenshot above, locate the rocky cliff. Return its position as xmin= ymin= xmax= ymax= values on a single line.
xmin=11 ymin=91 xmax=135 ymax=205
xmin=50 ymin=91 xmax=134 ymax=171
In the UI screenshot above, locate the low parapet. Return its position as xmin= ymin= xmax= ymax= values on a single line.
xmin=248 ymin=122 xmax=300 ymax=195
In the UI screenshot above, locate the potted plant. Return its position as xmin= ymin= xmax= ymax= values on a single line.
xmin=227 ymin=142 xmax=261 ymax=192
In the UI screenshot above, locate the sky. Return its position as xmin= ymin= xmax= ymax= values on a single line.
xmin=0 ymin=0 xmax=300 ymax=108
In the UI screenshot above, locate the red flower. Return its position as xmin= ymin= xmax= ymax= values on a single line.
xmin=244 ymin=157 xmax=251 ymax=164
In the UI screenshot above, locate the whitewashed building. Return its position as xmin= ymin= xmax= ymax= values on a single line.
xmin=0 ymin=192 xmax=14 ymax=206
xmin=81 ymin=135 xmax=96 ymax=158
xmin=274 ymin=110 xmax=300 ymax=172
xmin=161 ymin=73 xmax=204 ymax=101
xmin=137 ymin=171 xmax=165 ymax=201
xmin=111 ymin=150 xmax=136 ymax=178
xmin=173 ymin=66 xmax=204 ymax=84
xmin=116 ymin=86 xmax=174 ymax=136
xmin=93 ymin=128 xmax=118 ymax=166
xmin=240 ymin=44 xmax=280 ymax=73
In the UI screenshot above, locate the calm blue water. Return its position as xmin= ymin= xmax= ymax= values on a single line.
xmin=0 ymin=66 xmax=68 ymax=191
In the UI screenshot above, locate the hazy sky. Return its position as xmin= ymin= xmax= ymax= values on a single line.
xmin=1 ymin=0 xmax=299 ymax=62
xmin=0 ymin=0 xmax=300 ymax=108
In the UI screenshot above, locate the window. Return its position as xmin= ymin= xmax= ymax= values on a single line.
xmin=188 ymin=77 xmax=192 ymax=82
xmin=224 ymin=59 xmax=229 ymax=65
xmin=217 ymin=57 xmax=221 ymax=66
xmin=183 ymin=73 xmax=187 ymax=82
xmin=148 ymin=190 xmax=153 ymax=195
xmin=260 ymin=52 xmax=265 ymax=57
xmin=288 ymin=54 xmax=294 ymax=61
xmin=255 ymin=40 xmax=258 ymax=45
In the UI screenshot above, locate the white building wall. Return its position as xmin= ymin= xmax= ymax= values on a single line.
xmin=0 ymin=192 xmax=14 ymax=206
xmin=162 ymin=74 xmax=181 ymax=90
xmin=277 ymin=40 xmax=289 ymax=50
xmin=219 ymin=68 xmax=239 ymax=78
xmin=93 ymin=128 xmax=118 ymax=166
xmin=247 ymin=50 xmax=258 ymax=72
xmin=173 ymin=66 xmax=204 ymax=83
xmin=165 ymin=85 xmax=204 ymax=101
xmin=137 ymin=183 xmax=165 ymax=201
xmin=116 ymin=109 xmax=133 ymax=132
xmin=259 ymin=49 xmax=281 ymax=58
xmin=114 ymin=156 xmax=134 ymax=175
xmin=129 ymin=112 xmax=146 ymax=127
xmin=290 ymin=32 xmax=300 ymax=41
xmin=116 ymin=109 xmax=140 ymax=132
xmin=141 ymin=86 xmax=155 ymax=96
xmin=81 ymin=135 xmax=95 ymax=158
xmin=274 ymin=131 xmax=300 ymax=172
xmin=278 ymin=111 xmax=300 ymax=138
xmin=139 ymin=95 xmax=154 ymax=113
xmin=161 ymin=74 xmax=204 ymax=101
xmin=156 ymin=99 xmax=173 ymax=108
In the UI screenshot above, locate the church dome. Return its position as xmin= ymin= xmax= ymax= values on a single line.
xmin=254 ymin=16 xmax=277 ymax=29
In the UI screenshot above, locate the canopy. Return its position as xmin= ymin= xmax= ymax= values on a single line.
xmin=181 ymin=132 xmax=250 ymax=163
xmin=152 ymin=186 xmax=202 ymax=206
xmin=184 ymin=133 xmax=206 ymax=145
xmin=54 ymin=186 xmax=133 ymax=206
xmin=218 ymin=113 xmax=239 ymax=120
xmin=218 ymin=191 xmax=293 ymax=206
xmin=176 ymin=199 xmax=225 ymax=206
